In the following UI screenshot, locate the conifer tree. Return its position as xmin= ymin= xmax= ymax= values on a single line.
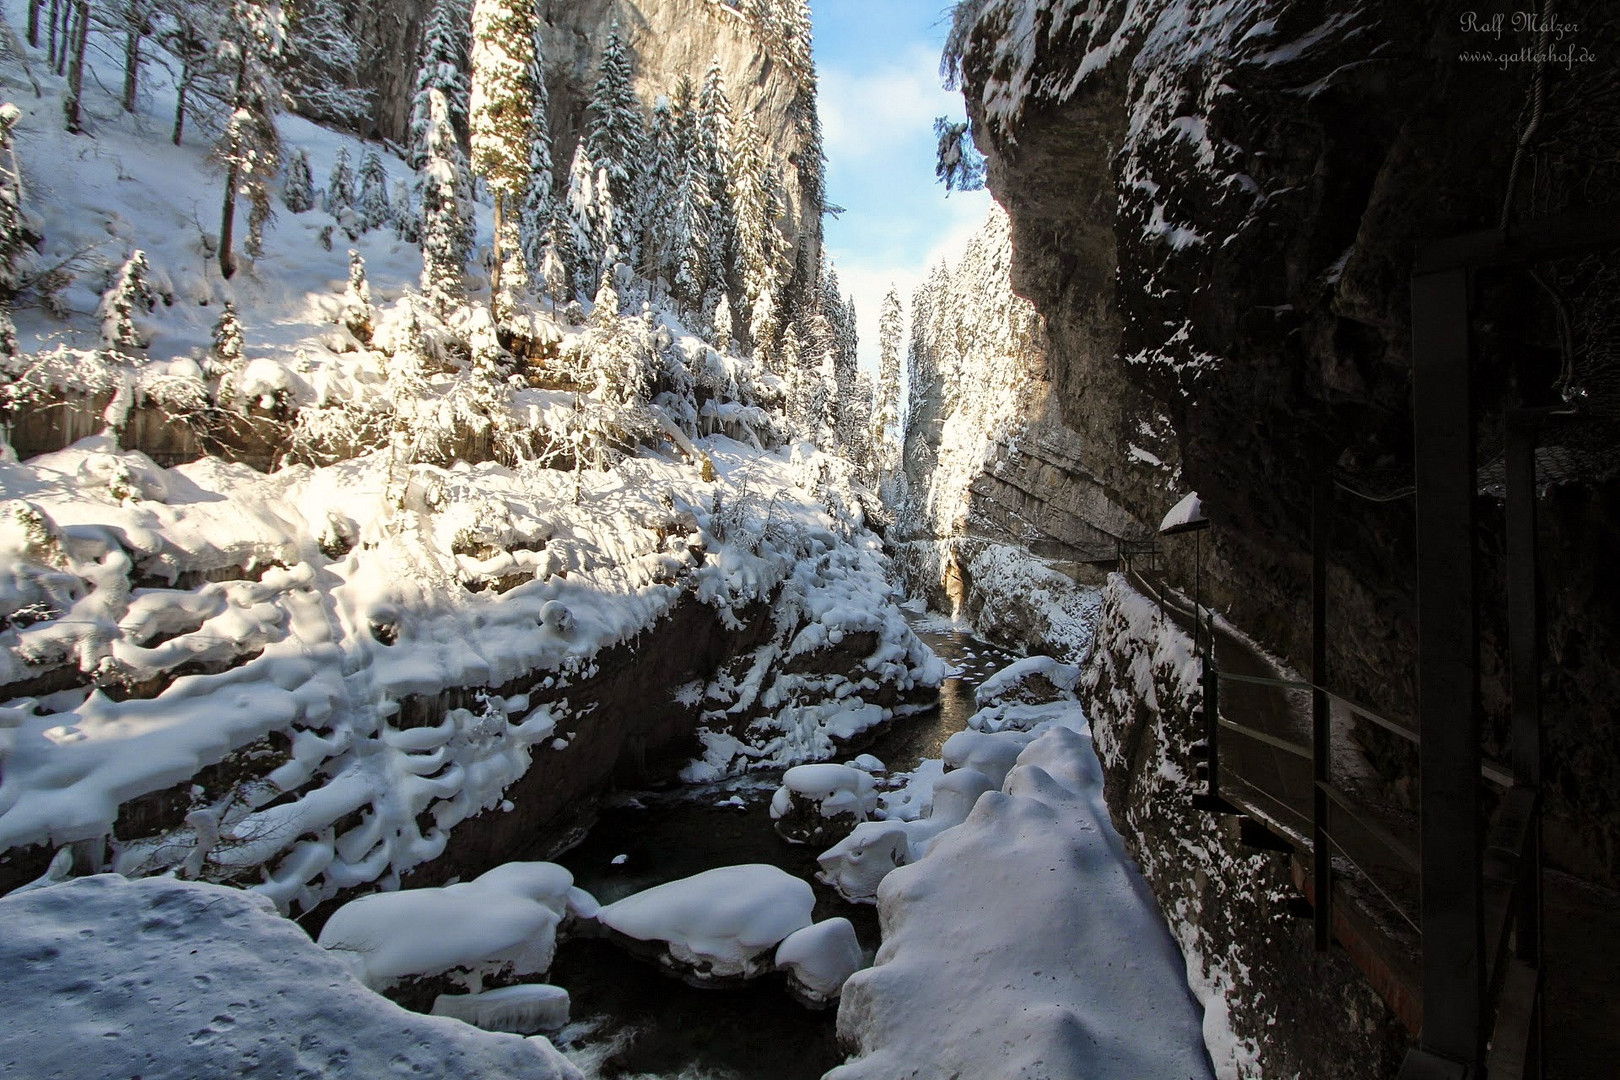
xmin=520 ymin=18 xmax=558 ymax=289
xmin=667 ymin=76 xmax=712 ymax=312
xmin=640 ymin=95 xmax=678 ymax=291
xmin=583 ymin=25 xmax=646 ymax=269
xmin=875 ymin=285 xmax=904 ymax=470
xmin=696 ymin=60 xmax=734 ymax=313
xmin=418 ymin=89 xmax=472 ymax=315
xmin=283 ymin=147 xmax=315 ymax=213
xmin=342 ymin=249 xmax=373 ymax=343
xmin=0 ymin=103 xmax=30 ymax=304
xmin=214 ymin=0 xmax=284 ymax=280
xmin=355 ymin=149 xmax=392 ymax=232
xmin=469 ymin=0 xmax=535 ymax=323
xmin=209 ymin=300 xmax=245 ymax=402
xmin=324 ymin=146 xmax=355 ymax=215
xmin=408 ymin=0 xmax=471 ymax=171
xmin=158 ymin=0 xmax=223 ymax=148
xmin=728 ymin=112 xmax=772 ymax=359
xmin=99 ymin=250 xmax=155 ymax=352
xmin=711 ymin=291 xmax=732 ymax=355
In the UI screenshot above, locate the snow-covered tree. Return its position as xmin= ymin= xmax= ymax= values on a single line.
xmin=640 ymin=95 xmax=677 ymax=291
xmin=696 ymin=60 xmax=733 ymax=315
xmin=874 ymin=285 xmax=903 ymax=471
xmin=728 ymin=112 xmax=772 ymax=359
xmin=0 ymin=103 xmax=29 ymax=303
xmin=665 ymin=77 xmax=712 ymax=312
xmin=355 ymin=149 xmax=391 ymax=232
xmin=283 ymin=0 xmax=369 ymax=124
xmin=213 ymin=0 xmax=284 ymax=280
xmin=711 ymin=290 xmax=733 ymax=355
xmin=324 ymin=146 xmax=355 ymax=215
xmin=103 ymin=0 xmax=159 ymax=114
xmin=418 ymin=88 xmax=472 ymax=315
xmin=209 ymin=300 xmax=245 ymax=402
xmin=469 ymin=0 xmax=535 ymax=322
xmin=341 ymin=249 xmax=373 ymax=343
xmin=408 ymin=0 xmax=470 ymax=171
xmin=519 ymin=18 xmax=558 ymax=292
xmin=99 ymin=250 xmax=155 ymax=352
xmin=580 ymin=25 xmax=646 ymax=270
xmin=282 ymin=147 xmax=315 ymax=213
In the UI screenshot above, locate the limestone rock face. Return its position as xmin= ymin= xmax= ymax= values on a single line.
xmin=950 ymin=0 xmax=1620 ymax=885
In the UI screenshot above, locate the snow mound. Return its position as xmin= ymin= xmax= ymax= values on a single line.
xmin=596 ymin=864 xmax=815 ymax=979
xmin=0 ymin=874 xmax=582 ymax=1080
xmin=317 ymin=861 xmax=589 ymax=991
xmin=830 ymin=725 xmax=1215 ymax=1080
xmin=775 ymin=918 xmax=865 ymax=1006
xmin=941 ymin=727 xmax=1036 ymax=788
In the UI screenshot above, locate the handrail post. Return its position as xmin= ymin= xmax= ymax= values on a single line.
xmin=1203 ymin=608 xmax=1220 ymax=798
xmin=1506 ymin=411 xmax=1544 ymax=1078
xmin=1312 ymin=467 xmax=1332 ymax=953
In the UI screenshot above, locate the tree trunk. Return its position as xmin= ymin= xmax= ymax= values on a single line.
xmin=218 ymin=52 xmax=248 ymax=280
xmin=220 ymin=161 xmax=240 ymax=279
xmin=123 ymin=26 xmax=142 ymax=114
xmin=491 ymin=193 xmax=505 ymax=318
xmin=172 ymin=59 xmax=189 ymax=145
xmin=46 ymin=0 xmax=59 ymax=69
xmin=63 ymin=0 xmax=88 ymax=133
xmin=55 ymin=0 xmax=74 ymax=76
xmin=27 ymin=0 xmax=42 ymax=48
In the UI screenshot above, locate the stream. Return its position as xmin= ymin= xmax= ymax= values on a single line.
xmin=549 ymin=617 xmax=1017 ymax=1079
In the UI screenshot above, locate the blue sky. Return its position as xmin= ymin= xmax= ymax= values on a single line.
xmin=812 ymin=0 xmax=991 ymax=372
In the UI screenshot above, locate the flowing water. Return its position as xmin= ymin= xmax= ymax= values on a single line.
xmin=549 ymin=617 xmax=1016 ymax=1079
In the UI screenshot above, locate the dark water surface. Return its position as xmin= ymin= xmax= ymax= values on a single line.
xmin=549 ymin=618 xmax=1016 ymax=1080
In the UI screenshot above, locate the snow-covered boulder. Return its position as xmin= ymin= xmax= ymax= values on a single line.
xmin=769 ymin=762 xmax=879 ymax=845
xmin=775 ymin=918 xmax=865 ymax=1007
xmin=317 ymin=862 xmax=595 ymax=993
xmin=432 ymin=984 xmax=571 ymax=1035
xmin=0 ymin=874 xmax=583 ymax=1080
xmin=596 ymin=864 xmax=815 ymax=983
xmin=816 ymin=821 xmax=913 ymax=903
xmin=941 ymin=728 xmax=1036 ymax=788
xmin=973 ymin=654 xmax=1081 ymax=708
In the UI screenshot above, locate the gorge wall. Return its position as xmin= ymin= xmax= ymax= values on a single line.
xmin=945 ymin=0 xmax=1620 ymax=886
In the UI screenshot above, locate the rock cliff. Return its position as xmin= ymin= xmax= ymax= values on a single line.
xmin=946 ymin=0 xmax=1620 ymax=885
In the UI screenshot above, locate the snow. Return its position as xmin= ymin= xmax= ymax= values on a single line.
xmin=432 ymin=983 xmax=572 ymax=1035
xmin=1160 ymin=490 xmax=1207 ymax=532
xmin=316 ymin=861 xmax=588 ymax=991
xmin=0 ymin=873 xmax=582 ymax=1080
xmin=974 ymin=653 xmax=1081 ymax=706
xmin=769 ymin=762 xmax=878 ymax=820
xmin=596 ymin=863 xmax=816 ymax=978
xmin=829 ymin=722 xmax=1216 ymax=1080
xmin=774 ymin=917 xmax=864 ymax=1004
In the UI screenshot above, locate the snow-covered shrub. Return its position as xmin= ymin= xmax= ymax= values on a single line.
xmin=340 ymin=249 xmax=373 ymax=344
